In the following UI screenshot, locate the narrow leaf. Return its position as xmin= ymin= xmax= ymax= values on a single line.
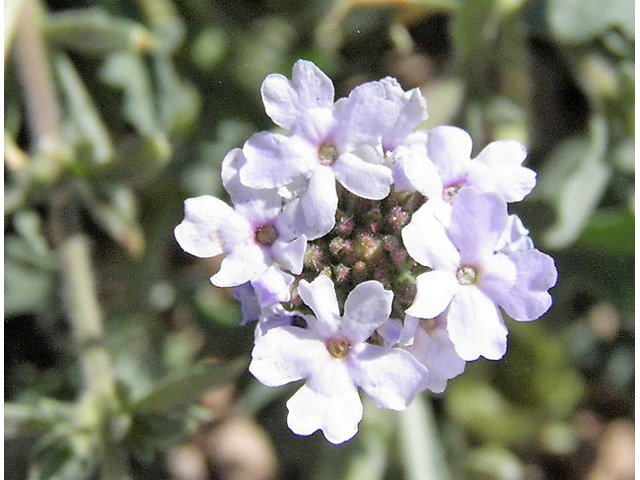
xmin=132 ymin=358 xmax=247 ymax=414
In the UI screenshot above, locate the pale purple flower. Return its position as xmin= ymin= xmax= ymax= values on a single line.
xmin=405 ymin=125 xmax=537 ymax=203
xmin=402 ymin=314 xmax=466 ymax=394
xmin=174 ymin=149 xmax=307 ymax=287
xmin=402 ymin=187 xmax=557 ymax=361
xmin=249 ymin=275 xmax=429 ymax=444
xmin=241 ymin=60 xmax=400 ymax=224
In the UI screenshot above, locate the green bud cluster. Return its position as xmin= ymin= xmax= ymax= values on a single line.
xmin=290 ymin=186 xmax=429 ymax=319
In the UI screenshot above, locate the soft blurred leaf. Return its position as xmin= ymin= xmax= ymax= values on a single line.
xmin=190 ymin=27 xmax=228 ymax=71
xmin=4 ymin=400 xmax=74 ymax=438
xmin=154 ymin=55 xmax=201 ymax=135
xmin=54 ymin=53 xmax=114 ymax=165
xmin=45 ymin=8 xmax=155 ymax=55
xmin=546 ymin=0 xmax=634 ymax=43
xmin=80 ymin=184 xmax=145 ymax=256
xmin=465 ymin=444 xmax=525 ymax=480
xmin=575 ymin=209 xmax=634 ymax=256
xmin=399 ymin=395 xmax=451 ymax=480
xmin=132 ymin=358 xmax=247 ymax=414
xmin=100 ymin=51 xmax=157 ymax=136
xmin=445 ymin=377 xmax=539 ymax=445
xmin=535 ymin=116 xmax=612 ymax=249
xmin=135 ymin=0 xmax=185 ymax=53
xmin=4 ymin=211 xmax=57 ymax=316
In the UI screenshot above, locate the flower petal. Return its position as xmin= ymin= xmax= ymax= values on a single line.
xmin=409 ymin=324 xmax=466 ymax=394
xmin=241 ymin=132 xmax=316 ymax=188
xmin=261 ymin=59 xmax=334 ymax=130
xmin=210 ymin=243 xmax=268 ymax=287
xmin=174 ymin=195 xmax=249 ymax=258
xmin=249 ymin=325 xmax=326 ymax=386
xmin=448 ymin=187 xmax=508 ymax=266
xmin=446 ymin=286 xmax=508 ymax=361
xmin=405 ymin=270 xmax=459 ymax=319
xmin=349 ymin=343 xmax=429 ymax=410
xmin=221 ymin=148 xmax=282 ymax=222
xmin=426 ymin=126 xmax=473 ymax=186
xmin=286 ymin=361 xmax=362 ymax=444
xmin=469 ymin=140 xmax=536 ymax=202
xmin=298 ymin=275 xmax=341 ymax=337
xmin=402 ymin=201 xmax=459 ymax=270
xmin=341 ymin=281 xmax=393 ymax=344
xmin=279 ymin=166 xmax=337 ymax=240
xmin=493 ymin=249 xmax=558 ymax=321
xmin=332 ymin=151 xmax=393 ymax=200
xmin=271 ymin=234 xmax=307 ymax=275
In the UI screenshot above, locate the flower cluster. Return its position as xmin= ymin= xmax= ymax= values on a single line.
xmin=175 ymin=60 xmax=558 ymax=444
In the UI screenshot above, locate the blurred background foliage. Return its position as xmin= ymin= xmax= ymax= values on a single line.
xmin=4 ymin=0 xmax=634 ymax=479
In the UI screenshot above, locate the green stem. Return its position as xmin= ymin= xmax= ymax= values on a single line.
xmin=14 ymin=0 xmax=61 ymax=155
xmin=56 ymin=198 xmax=131 ymax=480
xmin=399 ymin=395 xmax=451 ymax=480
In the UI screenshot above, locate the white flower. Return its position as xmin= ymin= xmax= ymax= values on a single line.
xmin=240 ymin=60 xmax=402 ymax=237
xmin=403 ymin=314 xmax=466 ymax=394
xmin=174 ymin=149 xmax=307 ymax=287
xmin=404 ymin=125 xmax=537 ymax=203
xmin=402 ymin=187 xmax=557 ymax=361
xmin=249 ymin=275 xmax=429 ymax=444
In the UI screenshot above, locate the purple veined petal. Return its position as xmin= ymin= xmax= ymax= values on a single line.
xmin=446 ymin=286 xmax=508 ymax=361
xmin=241 ymin=131 xmax=317 ymax=188
xmin=174 ymin=195 xmax=250 ymax=258
xmin=332 ymin=151 xmax=393 ymax=200
xmin=249 ymin=325 xmax=327 ymax=386
xmin=493 ymin=249 xmax=558 ymax=321
xmin=469 ymin=140 xmax=537 ymax=202
xmin=298 ymin=275 xmax=341 ymax=337
xmin=448 ymin=187 xmax=509 ymax=266
xmin=271 ymin=234 xmax=307 ymax=275
xmin=426 ymin=126 xmax=473 ymax=186
xmin=261 ymin=59 xmax=335 ymax=130
xmin=402 ymin=201 xmax=459 ymax=270
xmin=341 ymin=281 xmax=394 ymax=344
xmin=286 ymin=361 xmax=362 ymax=444
xmin=405 ymin=270 xmax=459 ymax=319
xmin=348 ymin=343 xmax=429 ymax=410
xmin=221 ymin=149 xmax=282 ymax=221
xmin=279 ymin=166 xmax=338 ymax=240
xmin=210 ymin=243 xmax=268 ymax=287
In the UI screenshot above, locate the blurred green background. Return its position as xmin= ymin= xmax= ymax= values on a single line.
xmin=4 ymin=0 xmax=634 ymax=479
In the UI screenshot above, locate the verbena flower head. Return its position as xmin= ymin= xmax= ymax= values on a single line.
xmin=175 ymin=59 xmax=558 ymax=444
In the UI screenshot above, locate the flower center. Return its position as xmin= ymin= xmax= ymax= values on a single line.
xmin=318 ymin=142 xmax=338 ymax=166
xmin=443 ymin=183 xmax=464 ymax=204
xmin=326 ymin=336 xmax=351 ymax=359
xmin=456 ymin=265 xmax=478 ymax=285
xmin=254 ymin=224 xmax=279 ymax=246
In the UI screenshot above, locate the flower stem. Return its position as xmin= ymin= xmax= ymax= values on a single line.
xmin=399 ymin=395 xmax=451 ymax=480
xmin=55 ymin=196 xmax=131 ymax=479
xmin=14 ymin=0 xmax=61 ymax=155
